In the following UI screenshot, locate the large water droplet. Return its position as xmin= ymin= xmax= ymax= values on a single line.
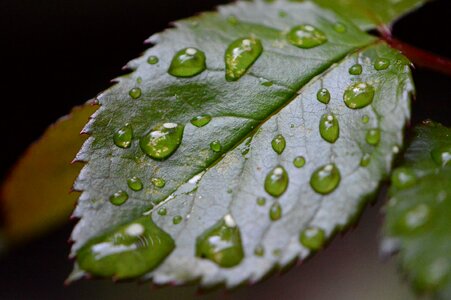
xmin=299 ymin=227 xmax=325 ymax=251
xmin=129 ymin=88 xmax=142 ymax=99
xmin=349 ymin=64 xmax=362 ymax=75
xmin=287 ymin=24 xmax=328 ymax=49
xmin=140 ymin=123 xmax=184 ymax=160
xmin=310 ymin=164 xmax=341 ymax=195
xmin=316 ymin=88 xmax=331 ymax=104
xmin=319 ymin=113 xmax=339 ymax=143
xmin=343 ymin=82 xmax=375 ymax=109
xmin=366 ymin=128 xmax=381 ymax=146
xmin=392 ymin=167 xmax=417 ymax=189
xmin=151 ymin=177 xmax=166 ymax=188
xmin=293 ymin=156 xmax=306 ymax=168
xmin=77 ymin=217 xmax=175 ymax=279
xmin=269 ymin=202 xmax=282 ymax=221
xmin=374 ymin=58 xmax=390 ymax=70
xmin=190 ymin=114 xmax=212 ymax=128
xmin=195 ymin=215 xmax=244 ymax=268
xmin=264 ymin=166 xmax=289 ymax=197
xmin=110 ymin=190 xmax=129 ymax=206
xmin=168 ymin=48 xmax=206 ymax=78
xmin=127 ymin=177 xmax=143 ymax=191
xmin=225 ymin=37 xmax=263 ymax=81
xmin=431 ymin=145 xmax=451 ymax=167
xmin=271 ymin=134 xmax=286 ymax=155
xmin=114 ymin=124 xmax=133 ymax=149
xmin=147 ymin=55 xmax=159 ymax=65
xmin=210 ymin=140 xmax=222 ymax=152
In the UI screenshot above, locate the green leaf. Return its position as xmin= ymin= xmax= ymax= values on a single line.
xmin=384 ymin=121 xmax=451 ymax=299
xmin=70 ymin=0 xmax=414 ymax=286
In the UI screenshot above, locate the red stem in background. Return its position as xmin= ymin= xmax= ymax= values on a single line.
xmin=378 ymin=26 xmax=451 ymax=76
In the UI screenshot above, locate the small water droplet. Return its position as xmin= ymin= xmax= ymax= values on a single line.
xmin=287 ymin=24 xmax=328 ymax=49
xmin=76 ymin=217 xmax=175 ymax=279
xmin=195 ymin=215 xmax=244 ymax=268
xmin=129 ymin=88 xmax=142 ymax=99
xmin=333 ymin=22 xmax=347 ymax=33
xmin=299 ymin=227 xmax=326 ymax=251
xmin=127 ymin=177 xmax=143 ymax=191
xmin=374 ymin=58 xmax=390 ymax=70
xmin=225 ymin=37 xmax=263 ymax=81
xmin=316 ymin=88 xmax=331 ymax=104
xmin=398 ymin=204 xmax=431 ymax=233
xmin=293 ymin=156 xmax=306 ymax=168
xmin=366 ymin=128 xmax=381 ymax=146
xmin=110 ymin=190 xmax=129 ymax=206
xmin=349 ymin=64 xmax=362 ymax=75
xmin=257 ymin=197 xmax=266 ymax=206
xmin=392 ymin=167 xmax=416 ymax=189
xmin=431 ymin=145 xmax=451 ymax=167
xmin=362 ymin=115 xmax=370 ymax=123
xmin=173 ymin=215 xmax=183 ymax=225
xmin=271 ymin=134 xmax=286 ymax=154
xmin=158 ymin=207 xmax=167 ymax=216
xmin=147 ymin=55 xmax=159 ymax=65
xmin=261 ymin=80 xmax=273 ymax=87
xmin=114 ymin=123 xmax=133 ymax=149
xmin=264 ymin=166 xmax=289 ymax=197
xmin=272 ymin=248 xmax=282 ymax=257
xmin=343 ymin=82 xmax=375 ymax=109
xmin=310 ymin=164 xmax=341 ymax=195
xmin=151 ymin=177 xmax=166 ymax=188
xmin=140 ymin=123 xmax=184 ymax=160
xmin=210 ymin=140 xmax=222 ymax=152
xmin=360 ymin=153 xmax=371 ymax=167
xmin=168 ymin=48 xmax=206 ymax=78
xmin=190 ymin=114 xmax=212 ymax=127
xmin=254 ymin=245 xmax=265 ymax=257
xmin=269 ymin=202 xmax=282 ymax=221
xmin=227 ymin=15 xmax=238 ymax=25
xmin=136 ymin=77 xmax=142 ymax=84
xmin=319 ymin=113 xmax=339 ymax=143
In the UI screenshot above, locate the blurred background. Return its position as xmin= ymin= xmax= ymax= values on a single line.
xmin=1 ymin=0 xmax=450 ymax=299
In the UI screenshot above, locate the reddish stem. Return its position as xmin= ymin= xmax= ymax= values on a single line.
xmin=378 ymin=27 xmax=451 ymax=76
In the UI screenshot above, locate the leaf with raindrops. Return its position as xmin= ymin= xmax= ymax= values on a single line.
xmin=383 ymin=121 xmax=451 ymax=299
xmin=69 ymin=0 xmax=418 ymax=287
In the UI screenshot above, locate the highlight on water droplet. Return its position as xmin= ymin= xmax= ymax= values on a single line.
xmin=190 ymin=114 xmax=212 ymax=127
xmin=333 ymin=22 xmax=347 ymax=33
xmin=360 ymin=153 xmax=371 ymax=167
xmin=157 ymin=207 xmax=167 ymax=216
xmin=127 ymin=176 xmax=143 ymax=191
xmin=210 ymin=140 xmax=222 ymax=152
xmin=76 ymin=216 xmax=175 ymax=279
xmin=173 ymin=215 xmax=183 ymax=225
xmin=195 ymin=215 xmax=244 ymax=268
xmin=264 ymin=166 xmax=289 ymax=197
xmin=225 ymin=37 xmax=263 ymax=81
xmin=168 ymin=47 xmax=206 ymax=78
xmin=293 ymin=156 xmax=306 ymax=168
xmin=110 ymin=190 xmax=129 ymax=206
xmin=343 ymin=82 xmax=375 ymax=109
xmin=147 ymin=55 xmax=159 ymax=65
xmin=287 ymin=24 xmax=328 ymax=49
xmin=392 ymin=167 xmax=416 ymax=189
xmin=397 ymin=204 xmax=431 ymax=234
xmin=366 ymin=128 xmax=381 ymax=146
xmin=129 ymin=88 xmax=142 ymax=99
xmin=257 ymin=197 xmax=266 ymax=206
xmin=151 ymin=177 xmax=166 ymax=188
xmin=114 ymin=123 xmax=133 ymax=149
xmin=271 ymin=134 xmax=286 ymax=155
xmin=431 ymin=145 xmax=451 ymax=167
xmin=319 ymin=113 xmax=339 ymax=143
xmin=349 ymin=64 xmax=362 ymax=75
xmin=310 ymin=164 xmax=341 ymax=195
xmin=316 ymin=88 xmax=331 ymax=104
xmin=299 ymin=227 xmax=326 ymax=251
xmin=140 ymin=123 xmax=184 ymax=160
xmin=269 ymin=202 xmax=282 ymax=221
xmin=374 ymin=58 xmax=390 ymax=70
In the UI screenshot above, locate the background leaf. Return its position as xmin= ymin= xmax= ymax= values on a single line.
xmin=383 ymin=121 xmax=451 ymax=299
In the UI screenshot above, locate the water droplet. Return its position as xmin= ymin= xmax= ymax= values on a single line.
xmin=362 ymin=115 xmax=370 ymax=123
xmin=139 ymin=123 xmax=184 ymax=160
xmin=147 ymin=55 xmax=159 ymax=65
xmin=293 ymin=156 xmax=306 ymax=168
xmin=157 ymin=207 xmax=167 ymax=216
xmin=374 ymin=58 xmax=390 ymax=70
xmin=129 ymin=88 xmax=142 ymax=99
xmin=77 ymin=217 xmax=175 ymax=279
xmin=310 ymin=164 xmax=341 ymax=195
xmin=392 ymin=167 xmax=416 ymax=189
xmin=113 ymin=123 xmax=133 ymax=149
xmin=269 ymin=202 xmax=282 ymax=221
xmin=261 ymin=80 xmax=273 ymax=87
xmin=173 ymin=215 xmax=183 ymax=225
xmin=287 ymin=24 xmax=328 ymax=49
xmin=398 ymin=204 xmax=431 ymax=233
xmin=136 ymin=77 xmax=142 ymax=84
xmin=168 ymin=48 xmax=206 ymax=78
xmin=210 ymin=140 xmax=222 ymax=152
xmin=257 ymin=197 xmax=266 ymax=206
xmin=319 ymin=113 xmax=339 ymax=143
xmin=316 ymin=88 xmax=331 ymax=104
xmin=190 ymin=114 xmax=212 ymax=127
xmin=195 ymin=215 xmax=244 ymax=268
xmin=271 ymin=134 xmax=286 ymax=154
xmin=264 ymin=166 xmax=289 ymax=197
xmin=225 ymin=37 xmax=263 ymax=81
xmin=110 ymin=190 xmax=129 ymax=206
xmin=360 ymin=153 xmax=371 ymax=167
xmin=366 ymin=128 xmax=381 ymax=146
xmin=151 ymin=177 xmax=166 ymax=188
xmin=431 ymin=145 xmax=451 ymax=167
xmin=343 ymin=82 xmax=375 ymax=109
xmin=227 ymin=15 xmax=238 ymax=25
xmin=349 ymin=64 xmax=362 ymax=75
xmin=299 ymin=227 xmax=325 ymax=251
xmin=333 ymin=22 xmax=347 ymax=33
xmin=254 ymin=245 xmax=265 ymax=257
xmin=127 ymin=177 xmax=143 ymax=191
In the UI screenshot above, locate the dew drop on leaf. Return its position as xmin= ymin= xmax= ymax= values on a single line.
xmin=360 ymin=153 xmax=371 ymax=167
xmin=257 ymin=197 xmax=266 ymax=206
xmin=319 ymin=113 xmax=339 ymax=143
xmin=225 ymin=37 xmax=263 ymax=81
xmin=299 ymin=227 xmax=326 ymax=251
xmin=269 ymin=202 xmax=282 ymax=221
xmin=147 ymin=55 xmax=159 ymax=65
xmin=293 ymin=156 xmax=306 ymax=168
xmin=264 ymin=166 xmax=289 ymax=197
xmin=287 ymin=24 xmax=328 ymax=49
xmin=254 ymin=245 xmax=265 ymax=257
xmin=158 ymin=207 xmax=168 ymax=216
xmin=210 ymin=140 xmax=222 ymax=152
xmin=397 ymin=204 xmax=431 ymax=233
xmin=430 ymin=145 xmax=451 ymax=167
xmin=343 ymin=82 xmax=375 ymax=109
xmin=349 ymin=64 xmax=362 ymax=75
xmin=113 ymin=123 xmax=133 ymax=149
xmin=129 ymin=88 xmax=142 ymax=99
xmin=271 ymin=134 xmax=286 ymax=154
xmin=151 ymin=177 xmax=166 ymax=188
xmin=392 ymin=167 xmax=417 ymax=189
xmin=190 ymin=114 xmax=212 ymax=128
xmin=333 ymin=22 xmax=347 ymax=33
xmin=172 ymin=215 xmax=183 ymax=225
xmin=127 ymin=176 xmax=143 ymax=191
xmin=374 ymin=58 xmax=390 ymax=70
xmin=366 ymin=128 xmax=381 ymax=146
xmin=168 ymin=48 xmax=206 ymax=78
xmin=362 ymin=115 xmax=370 ymax=124
xmin=316 ymin=88 xmax=331 ymax=104
xmin=310 ymin=164 xmax=341 ymax=195
xmin=139 ymin=123 xmax=184 ymax=160
xmin=110 ymin=190 xmax=129 ymax=206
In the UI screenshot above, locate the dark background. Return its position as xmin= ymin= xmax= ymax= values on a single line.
xmin=0 ymin=0 xmax=450 ymax=299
